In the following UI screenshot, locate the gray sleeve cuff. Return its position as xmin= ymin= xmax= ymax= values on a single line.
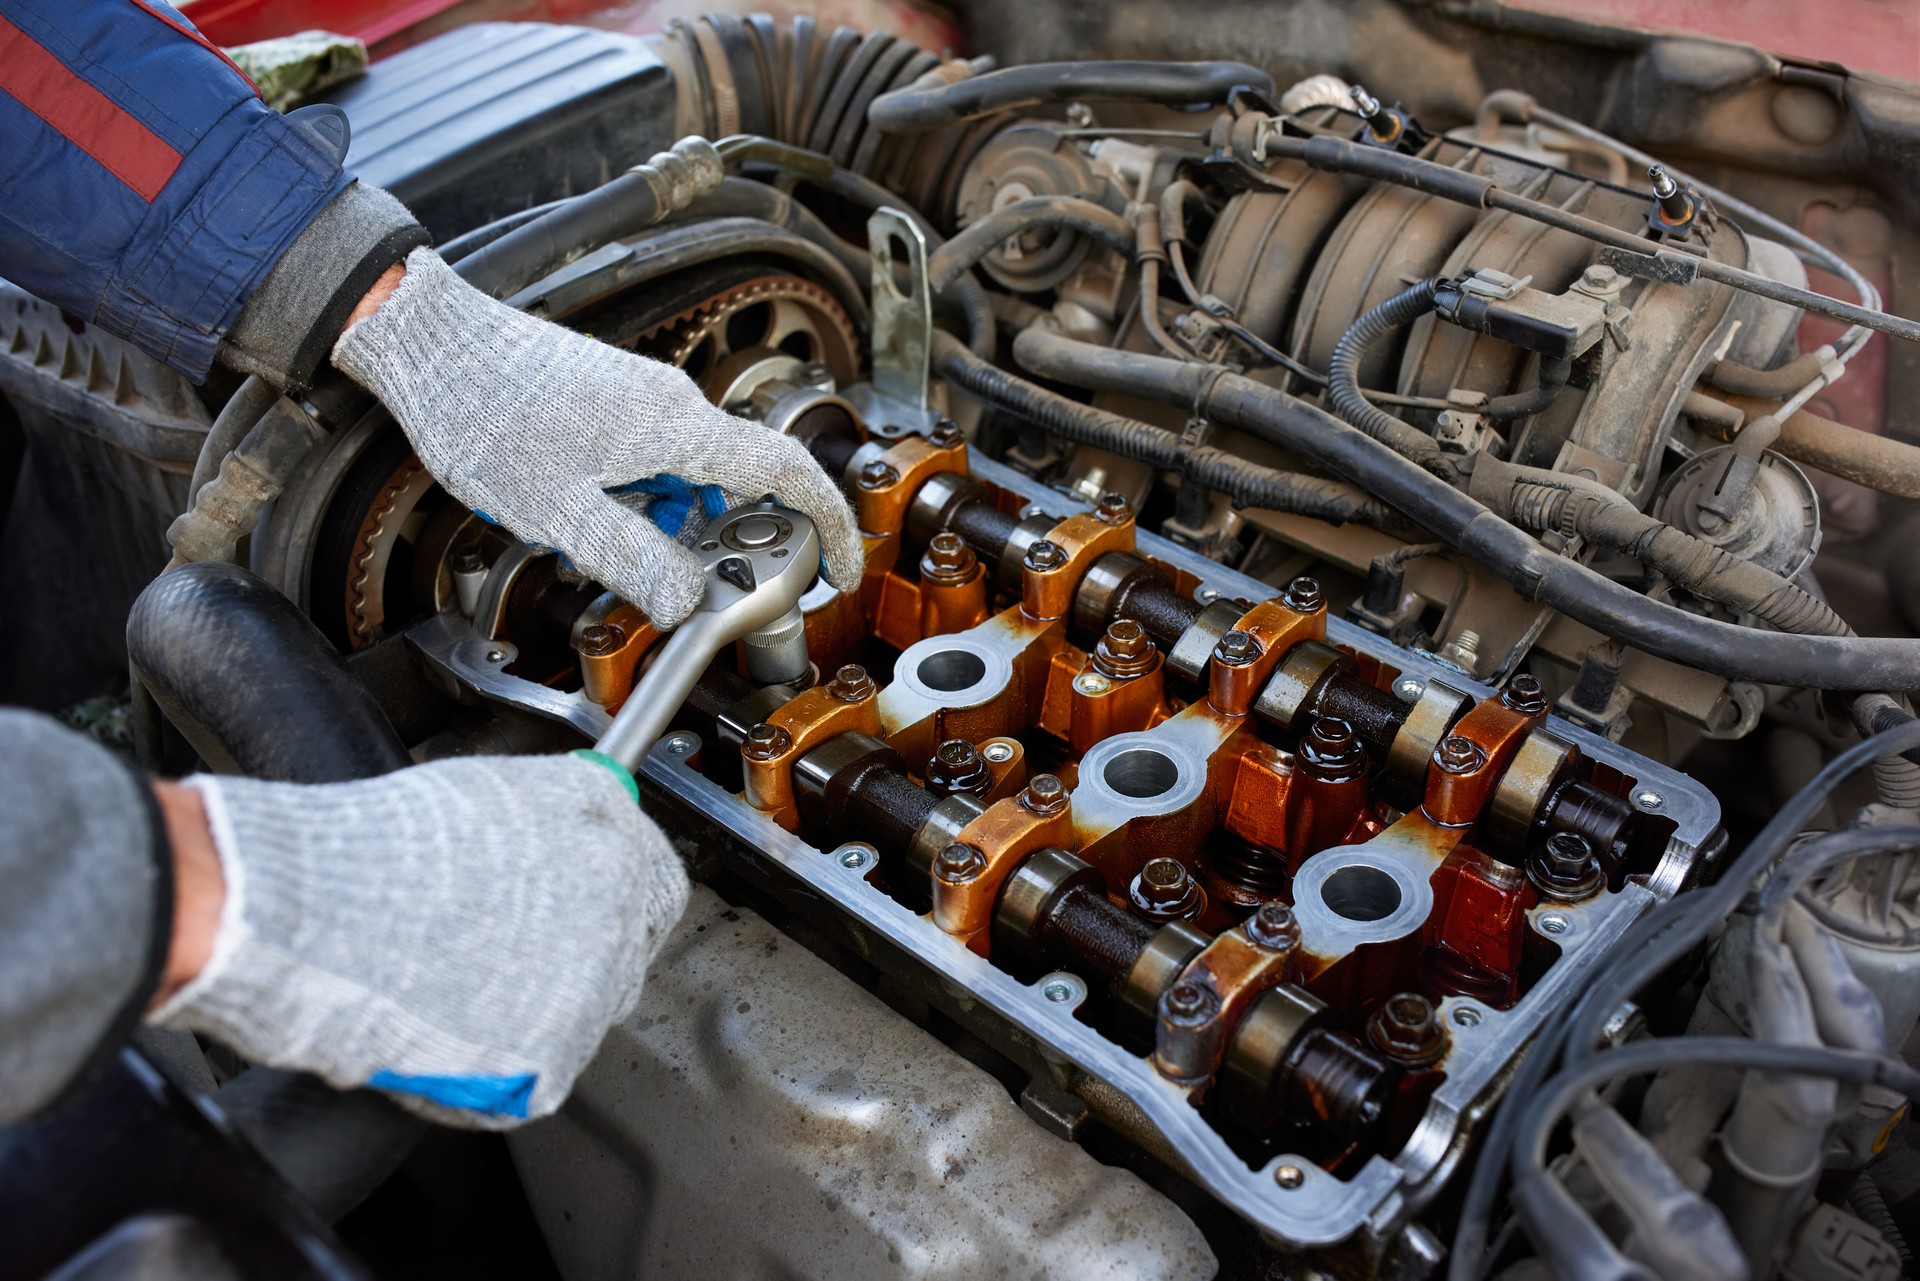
xmin=0 ymin=711 xmax=170 ymax=1122
xmin=219 ymin=181 xmax=430 ymax=392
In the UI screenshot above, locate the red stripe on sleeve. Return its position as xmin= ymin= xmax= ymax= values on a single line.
xmin=0 ymin=13 xmax=184 ymax=202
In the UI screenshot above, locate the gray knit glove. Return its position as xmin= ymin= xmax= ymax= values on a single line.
xmin=151 ymin=753 xmax=687 ymax=1129
xmin=331 ymin=247 xmax=863 ymax=628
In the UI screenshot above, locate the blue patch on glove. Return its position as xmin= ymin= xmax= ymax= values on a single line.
xmin=368 ymin=1069 xmax=537 ymax=1118
xmin=610 ymin=474 xmax=731 ymax=537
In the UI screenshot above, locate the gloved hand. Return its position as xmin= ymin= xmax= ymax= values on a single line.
xmin=151 ymin=752 xmax=687 ymax=1128
xmin=331 ymin=247 xmax=864 ymax=628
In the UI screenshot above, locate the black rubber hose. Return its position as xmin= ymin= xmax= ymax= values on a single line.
xmin=933 ymin=331 xmax=1404 ymax=531
xmin=1010 ymin=328 xmax=1920 ymax=691
xmin=127 ymin=563 xmax=408 ymax=782
xmin=676 ymin=175 xmax=870 ymax=282
xmin=1326 ymin=279 xmax=1460 ymax=481
xmin=456 ymin=168 xmax=675 ymax=300
xmin=124 ymin=561 xmax=423 ymax=1220
xmin=869 ymin=60 xmax=1275 ymax=133
xmin=928 ymin=196 xmax=1135 ymax=293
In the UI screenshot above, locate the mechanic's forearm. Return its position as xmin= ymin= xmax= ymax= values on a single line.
xmin=0 ymin=712 xmax=172 ymax=1122
xmin=151 ymin=782 xmax=226 ymax=1009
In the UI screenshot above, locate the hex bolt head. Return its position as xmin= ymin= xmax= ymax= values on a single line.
xmin=1130 ymin=857 xmax=1203 ymax=922
xmin=578 ymin=622 xmax=625 ymax=658
xmin=1244 ymin=901 xmax=1301 ymax=952
xmin=743 ymin=722 xmax=794 ymax=762
xmin=1434 ymin=735 xmax=1484 ymax=775
xmin=1214 ymin=629 xmax=1263 ymax=667
xmin=1024 ymin=539 xmax=1067 ymax=573
xmin=934 ymin=842 xmax=987 ymax=884
xmin=1094 ymin=618 xmax=1157 ymax=678
xmin=1095 ymin=491 xmax=1132 ymax=525
xmin=827 ymin=663 xmax=876 ymax=702
xmin=1300 ymin=716 xmax=1364 ymax=777
xmin=1282 ymin=575 xmax=1325 ymax=613
xmin=1367 ymin=992 xmax=1447 ymax=1067
xmin=1161 ymin=980 xmax=1218 ymax=1026
xmin=1020 ymin=773 xmax=1069 ymax=815
xmin=927 ymin=738 xmax=991 ymax=798
xmin=858 ymin=460 xmax=900 ymax=490
xmin=1501 ymin=673 xmax=1549 ymax=715
xmin=930 ymin=417 xmax=964 ymax=448
xmin=1529 ymin=831 xmax=1603 ymax=902
xmin=921 ymin=531 xmax=977 ymax=582
xmin=451 ymin=545 xmax=487 ymax=574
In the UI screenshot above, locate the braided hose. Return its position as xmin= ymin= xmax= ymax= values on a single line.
xmin=1508 ymin=483 xmax=1852 ymax=639
xmin=1326 ymin=279 xmax=1460 ymax=483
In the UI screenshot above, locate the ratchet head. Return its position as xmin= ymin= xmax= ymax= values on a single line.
xmin=593 ymin=501 xmax=821 ymax=771
xmin=686 ymin=502 xmax=822 ymax=634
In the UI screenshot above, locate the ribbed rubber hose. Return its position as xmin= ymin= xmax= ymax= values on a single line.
xmin=933 ymin=332 xmax=1403 ymax=530
xmin=1325 ymin=279 xmax=1460 ymax=482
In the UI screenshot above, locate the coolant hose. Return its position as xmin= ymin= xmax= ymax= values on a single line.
xmin=868 ymin=59 xmax=1275 ymax=133
xmin=1010 ymin=327 xmax=1920 ymax=691
xmin=933 ymin=331 xmax=1402 ymax=531
xmin=127 ymin=563 xmax=409 ymax=782
xmin=125 ymin=561 xmax=423 ymax=1221
xmin=1325 ymin=278 xmax=1460 ymax=482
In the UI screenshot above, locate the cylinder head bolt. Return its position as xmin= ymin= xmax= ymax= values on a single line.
xmin=1300 ymin=717 xmax=1366 ymax=782
xmin=934 ymin=842 xmax=987 ymax=885
xmin=1021 ymin=773 xmax=1070 ymax=816
xmin=827 ymin=663 xmax=876 ymax=703
xmin=927 ymin=738 xmax=993 ymax=799
xmin=1024 ymin=539 xmax=1067 ymax=573
xmin=1129 ymin=857 xmax=1205 ymax=923
xmin=743 ymin=722 xmax=793 ymax=762
xmin=920 ymin=531 xmax=977 ymax=584
xmin=1528 ymin=831 xmax=1604 ymax=902
xmin=1281 ymin=575 xmax=1325 ymax=614
xmin=1214 ymin=630 xmax=1262 ymax=667
xmin=1366 ymin=992 xmax=1447 ymax=1068
xmin=1094 ymin=618 xmax=1158 ymax=679
xmin=577 ymin=622 xmax=623 ymax=658
xmin=1094 ymin=491 xmax=1132 ymax=525
xmin=1244 ymin=901 xmax=1302 ymax=953
xmin=1501 ymin=672 xmax=1549 ymax=716
xmin=1434 ymin=735 xmax=1484 ymax=776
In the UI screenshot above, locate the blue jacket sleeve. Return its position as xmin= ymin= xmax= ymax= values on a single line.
xmin=0 ymin=0 xmax=420 ymax=385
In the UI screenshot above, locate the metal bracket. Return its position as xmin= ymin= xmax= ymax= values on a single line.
xmin=1596 ymin=245 xmax=1702 ymax=287
xmin=868 ymin=207 xmax=933 ymax=421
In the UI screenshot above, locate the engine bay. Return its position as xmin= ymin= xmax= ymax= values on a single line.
xmin=6 ymin=4 xmax=1920 ymax=1277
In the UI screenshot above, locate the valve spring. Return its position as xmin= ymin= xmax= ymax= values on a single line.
xmin=1207 ymin=836 xmax=1291 ymax=896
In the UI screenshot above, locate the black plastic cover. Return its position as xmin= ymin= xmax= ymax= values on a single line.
xmin=327 ymin=22 xmax=680 ymax=242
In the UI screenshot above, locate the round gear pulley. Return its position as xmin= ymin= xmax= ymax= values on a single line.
xmin=276 ymin=264 xmax=859 ymax=650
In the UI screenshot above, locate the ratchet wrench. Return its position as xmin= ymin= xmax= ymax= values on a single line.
xmin=594 ymin=500 xmax=821 ymax=771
